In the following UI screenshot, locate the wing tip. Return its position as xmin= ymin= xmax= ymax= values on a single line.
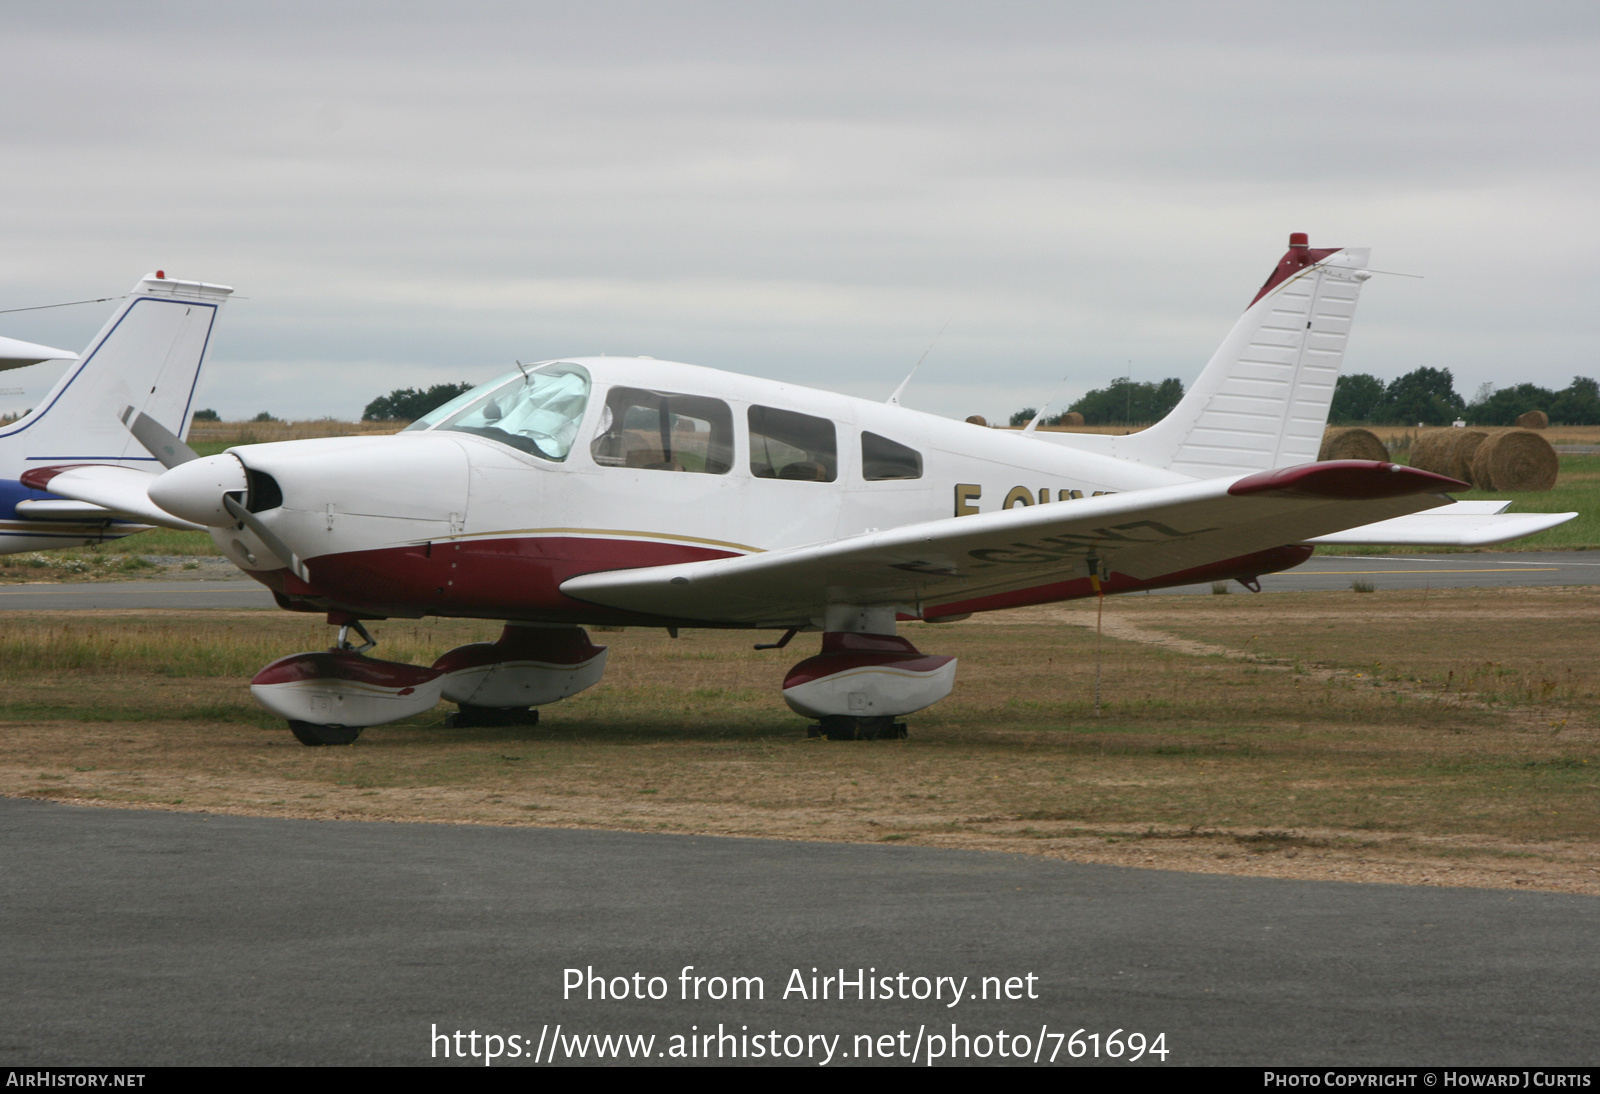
xmin=1230 ymin=460 xmax=1467 ymax=501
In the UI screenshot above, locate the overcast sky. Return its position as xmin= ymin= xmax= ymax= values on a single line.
xmin=1 ymin=1 xmax=1596 ymax=423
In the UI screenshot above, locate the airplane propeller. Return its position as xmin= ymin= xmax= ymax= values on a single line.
xmin=125 ymin=411 xmax=309 ymax=580
xmin=119 ymin=405 xmax=199 ymax=468
xmin=221 ymin=492 xmax=309 ymax=582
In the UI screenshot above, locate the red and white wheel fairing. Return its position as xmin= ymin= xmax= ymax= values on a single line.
xmin=432 ymin=624 xmax=608 ymax=708
xmin=782 ymin=632 xmax=956 ymax=720
xmin=250 ymin=650 xmax=445 ymax=727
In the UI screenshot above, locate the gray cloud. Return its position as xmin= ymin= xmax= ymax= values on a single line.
xmin=1 ymin=1 xmax=1596 ymax=423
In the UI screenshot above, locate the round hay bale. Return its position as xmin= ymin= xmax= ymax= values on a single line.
xmin=964 ymin=415 xmax=988 ymax=427
xmin=1471 ymin=428 xmax=1559 ymax=492
xmin=1515 ymin=410 xmax=1548 ymax=430
xmin=1318 ymin=426 xmax=1388 ymax=462
xmin=1407 ymin=428 xmax=1458 ymax=476
xmin=1057 ymin=411 xmax=1085 ymax=427
xmin=1443 ymin=429 xmax=1490 ymax=484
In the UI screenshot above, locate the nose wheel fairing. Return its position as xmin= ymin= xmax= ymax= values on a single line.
xmin=251 ymin=650 xmax=447 ymax=729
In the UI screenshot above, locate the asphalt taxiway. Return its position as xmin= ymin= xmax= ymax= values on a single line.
xmin=2 ymin=798 xmax=1594 ymax=1067
xmin=1166 ymin=550 xmax=1600 ymax=594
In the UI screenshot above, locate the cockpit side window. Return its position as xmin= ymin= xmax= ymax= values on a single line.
xmin=749 ymin=406 xmax=837 ymax=482
xmin=861 ymin=432 xmax=922 ymax=480
xmin=589 ymin=387 xmax=733 ymax=474
xmin=409 ymin=362 xmax=591 ymax=461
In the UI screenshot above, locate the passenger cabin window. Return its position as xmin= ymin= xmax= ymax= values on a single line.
xmin=749 ymin=406 xmax=837 ymax=482
xmin=590 ymin=387 xmax=733 ymax=474
xmin=861 ymin=432 xmax=922 ymax=481
xmin=406 ymin=361 xmax=590 ymax=462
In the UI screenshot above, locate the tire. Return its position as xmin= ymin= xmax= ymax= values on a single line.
xmin=444 ymin=705 xmax=541 ymax=729
xmin=856 ymin=716 xmax=907 ymax=740
xmin=820 ymin=715 xmax=859 ymax=741
xmin=288 ymin=721 xmax=363 ymax=746
xmin=817 ymin=716 xmax=907 ymax=741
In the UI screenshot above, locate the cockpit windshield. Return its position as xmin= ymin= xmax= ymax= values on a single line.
xmin=404 ymin=362 xmax=591 ymax=461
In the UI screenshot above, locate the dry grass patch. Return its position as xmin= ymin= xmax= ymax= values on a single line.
xmin=2 ymin=597 xmax=1597 ymax=895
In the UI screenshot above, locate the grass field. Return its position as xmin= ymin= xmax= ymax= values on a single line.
xmin=3 ymin=587 xmax=1596 ymax=894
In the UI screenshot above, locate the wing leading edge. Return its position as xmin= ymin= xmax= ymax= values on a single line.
xmin=561 ymin=461 xmax=1466 ymax=626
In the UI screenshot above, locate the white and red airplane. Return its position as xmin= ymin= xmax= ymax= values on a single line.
xmin=1 ymin=272 xmax=231 ymax=552
xmin=26 ymin=236 xmax=1575 ymax=745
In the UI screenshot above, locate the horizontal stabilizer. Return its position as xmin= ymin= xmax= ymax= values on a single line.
xmin=561 ymin=461 xmax=1462 ymax=625
xmin=0 ymin=335 xmax=78 ymax=372
xmin=1304 ymin=502 xmax=1576 ymax=546
xmin=19 ymin=464 xmax=206 ymax=531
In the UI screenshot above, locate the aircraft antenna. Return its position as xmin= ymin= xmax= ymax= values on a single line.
xmin=0 ymin=295 xmax=122 ymax=314
xmin=1022 ymin=372 xmax=1071 ymax=433
xmin=514 ymin=359 xmax=531 ymax=383
xmin=886 ymin=317 xmax=951 ymax=406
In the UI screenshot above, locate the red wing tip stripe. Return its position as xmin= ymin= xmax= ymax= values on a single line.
xmin=1229 ymin=460 xmax=1467 ymax=500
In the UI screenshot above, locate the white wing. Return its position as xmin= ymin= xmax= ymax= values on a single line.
xmin=562 ymin=461 xmax=1466 ymax=625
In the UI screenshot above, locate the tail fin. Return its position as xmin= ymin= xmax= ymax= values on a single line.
xmin=1046 ymin=234 xmax=1371 ymax=478
xmin=1 ymin=272 xmax=232 ymax=466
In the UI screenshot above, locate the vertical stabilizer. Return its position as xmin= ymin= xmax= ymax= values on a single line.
xmin=1 ymin=273 xmax=232 ymax=466
xmin=1043 ymin=235 xmax=1371 ymax=478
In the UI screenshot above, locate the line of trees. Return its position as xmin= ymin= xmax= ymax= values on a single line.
xmin=1010 ymin=368 xmax=1600 ymax=429
xmin=362 ymin=383 xmax=474 ymax=422
xmin=1331 ymin=369 xmax=1600 ymax=426
xmin=1009 ymin=376 xmax=1187 ymax=427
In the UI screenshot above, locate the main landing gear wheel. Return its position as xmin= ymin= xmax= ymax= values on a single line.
xmin=445 ymin=704 xmax=541 ymax=729
xmin=288 ymin=721 xmax=363 ymax=747
xmin=807 ymin=715 xmax=908 ymax=741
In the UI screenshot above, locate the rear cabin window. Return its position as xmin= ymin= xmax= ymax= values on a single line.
xmin=860 ymin=432 xmax=922 ymax=480
xmin=749 ymin=406 xmax=837 ymax=482
xmin=590 ymin=387 xmax=733 ymax=474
